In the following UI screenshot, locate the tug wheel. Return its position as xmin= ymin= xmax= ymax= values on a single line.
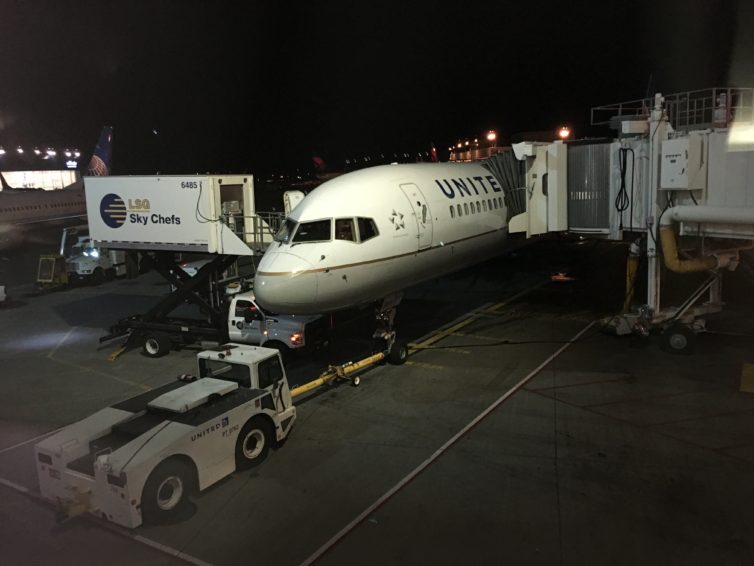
xmin=661 ymin=323 xmax=696 ymax=355
xmin=235 ymin=417 xmax=273 ymax=469
xmin=141 ymin=459 xmax=194 ymax=524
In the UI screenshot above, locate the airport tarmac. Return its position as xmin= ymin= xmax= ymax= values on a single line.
xmin=2 ymin=238 xmax=754 ymax=565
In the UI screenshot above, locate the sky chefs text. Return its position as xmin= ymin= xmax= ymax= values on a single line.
xmin=100 ymin=193 xmax=181 ymax=229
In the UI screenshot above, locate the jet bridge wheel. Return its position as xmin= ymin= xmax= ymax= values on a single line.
xmin=661 ymin=323 xmax=696 ymax=355
xmin=141 ymin=459 xmax=195 ymax=524
xmin=142 ymin=331 xmax=173 ymax=358
xmin=235 ymin=417 xmax=273 ymax=469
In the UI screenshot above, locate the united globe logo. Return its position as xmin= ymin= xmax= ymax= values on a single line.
xmin=100 ymin=193 xmax=127 ymax=228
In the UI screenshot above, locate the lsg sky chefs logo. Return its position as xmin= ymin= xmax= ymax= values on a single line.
xmin=99 ymin=193 xmax=181 ymax=228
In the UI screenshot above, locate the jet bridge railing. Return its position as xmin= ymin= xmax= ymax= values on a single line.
xmin=591 ymin=87 xmax=754 ymax=130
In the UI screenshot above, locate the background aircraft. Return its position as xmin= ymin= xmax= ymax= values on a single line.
xmin=0 ymin=126 xmax=112 ymax=250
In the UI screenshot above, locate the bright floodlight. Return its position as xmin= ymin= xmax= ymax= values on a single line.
xmin=64 ymin=149 xmax=72 ymax=157
xmin=16 ymin=147 xmax=24 ymax=154
xmin=34 ymin=148 xmax=41 ymax=155
xmin=0 ymin=147 xmax=5 ymax=155
xmin=486 ymin=131 xmax=497 ymax=143
xmin=456 ymin=142 xmax=462 ymax=148
xmin=74 ymin=150 xmax=81 ymax=158
xmin=558 ymin=126 xmax=571 ymax=139
xmin=46 ymin=148 xmax=56 ymax=156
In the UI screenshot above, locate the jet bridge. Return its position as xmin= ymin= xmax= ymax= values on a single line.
xmin=506 ymin=87 xmax=754 ymax=352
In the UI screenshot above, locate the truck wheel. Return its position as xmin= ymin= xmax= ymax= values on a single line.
xmin=106 ymin=267 xmax=116 ymax=281
xmin=92 ymin=267 xmax=105 ymax=285
xmin=142 ymin=332 xmax=172 ymax=358
xmin=141 ymin=459 xmax=194 ymax=524
xmin=387 ymin=341 xmax=408 ymax=365
xmin=235 ymin=417 xmax=273 ymax=469
xmin=661 ymin=323 xmax=696 ymax=355
xmin=263 ymin=340 xmax=289 ymax=363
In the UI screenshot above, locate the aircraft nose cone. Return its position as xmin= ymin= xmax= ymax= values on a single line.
xmin=254 ymin=252 xmax=319 ymax=314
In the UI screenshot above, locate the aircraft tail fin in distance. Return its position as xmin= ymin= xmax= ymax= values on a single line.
xmin=312 ymin=155 xmax=327 ymax=173
xmin=87 ymin=126 xmax=113 ymax=176
xmin=0 ymin=173 xmax=12 ymax=191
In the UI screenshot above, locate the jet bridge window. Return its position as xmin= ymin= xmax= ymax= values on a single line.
xmin=294 ymin=219 xmax=332 ymax=243
xmin=356 ymin=217 xmax=379 ymax=242
xmin=335 ymin=218 xmax=356 ymax=241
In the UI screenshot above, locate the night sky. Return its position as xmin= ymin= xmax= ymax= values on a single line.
xmin=0 ymin=0 xmax=750 ymax=176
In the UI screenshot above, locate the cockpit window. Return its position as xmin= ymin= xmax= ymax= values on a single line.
xmin=335 ymin=218 xmax=356 ymax=242
xmin=357 ymin=217 xmax=379 ymax=242
xmin=274 ymin=218 xmax=298 ymax=244
xmin=293 ymin=219 xmax=332 ymax=243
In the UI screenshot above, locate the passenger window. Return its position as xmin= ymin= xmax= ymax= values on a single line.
xmin=463 ymin=203 xmax=469 ymax=215
xmin=293 ymin=219 xmax=331 ymax=243
xmin=449 ymin=206 xmax=455 ymax=219
xmin=258 ymin=355 xmax=283 ymax=389
xmin=335 ymin=218 xmax=356 ymax=241
xmin=357 ymin=217 xmax=379 ymax=242
xmin=457 ymin=204 xmax=462 ymax=217
xmin=483 ymin=200 xmax=488 ymax=212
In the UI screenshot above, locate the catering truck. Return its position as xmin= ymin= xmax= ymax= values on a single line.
xmin=35 ymin=344 xmax=296 ymax=528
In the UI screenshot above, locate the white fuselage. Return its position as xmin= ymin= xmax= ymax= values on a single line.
xmin=0 ymin=185 xmax=86 ymax=250
xmin=254 ymin=162 xmax=509 ymax=314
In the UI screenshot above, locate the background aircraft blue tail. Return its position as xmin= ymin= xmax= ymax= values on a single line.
xmin=87 ymin=126 xmax=113 ymax=176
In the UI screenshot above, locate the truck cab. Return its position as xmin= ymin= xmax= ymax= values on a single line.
xmin=65 ymin=236 xmax=125 ymax=283
xmin=227 ymin=291 xmax=329 ymax=357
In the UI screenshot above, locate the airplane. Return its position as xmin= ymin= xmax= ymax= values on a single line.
xmin=253 ymin=161 xmax=511 ymax=354
xmin=0 ymin=126 xmax=113 ymax=250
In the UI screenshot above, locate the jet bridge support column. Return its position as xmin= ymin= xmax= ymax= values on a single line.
xmin=646 ymin=93 xmax=671 ymax=317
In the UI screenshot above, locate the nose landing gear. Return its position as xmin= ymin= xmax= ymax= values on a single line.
xmin=373 ymin=292 xmax=408 ymax=365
